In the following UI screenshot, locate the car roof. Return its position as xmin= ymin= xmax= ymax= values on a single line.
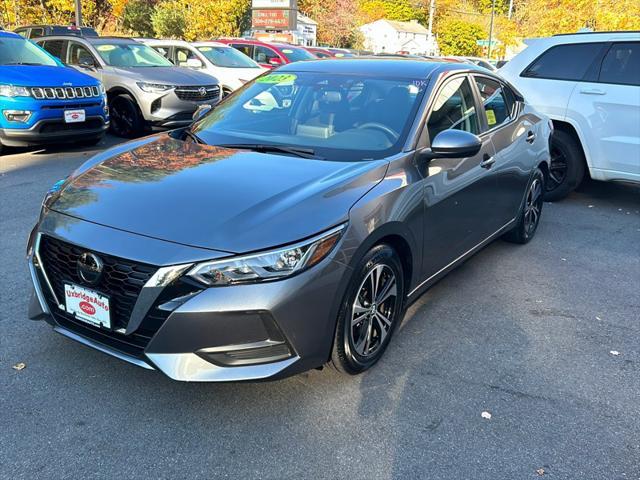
xmin=526 ymin=30 xmax=640 ymax=45
xmin=191 ymin=41 xmax=231 ymax=48
xmin=0 ymin=31 xmax=21 ymax=39
xmin=277 ymin=57 xmax=485 ymax=77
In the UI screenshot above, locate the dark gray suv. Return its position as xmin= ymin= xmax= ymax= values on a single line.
xmin=27 ymin=59 xmax=551 ymax=382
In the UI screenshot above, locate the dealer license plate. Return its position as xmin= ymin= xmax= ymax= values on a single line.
xmin=64 ymin=109 xmax=85 ymax=123
xmin=64 ymin=283 xmax=111 ymax=329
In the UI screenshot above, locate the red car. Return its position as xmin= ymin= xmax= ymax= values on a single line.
xmin=216 ymin=39 xmax=315 ymax=69
xmin=305 ymin=47 xmax=334 ymax=58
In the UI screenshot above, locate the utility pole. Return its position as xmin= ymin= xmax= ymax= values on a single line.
xmin=508 ymin=0 xmax=514 ymax=19
xmin=487 ymin=0 xmax=496 ymax=59
xmin=427 ymin=0 xmax=435 ymax=36
xmin=74 ymin=0 xmax=82 ymax=27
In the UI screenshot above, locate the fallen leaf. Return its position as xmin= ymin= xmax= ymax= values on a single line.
xmin=12 ymin=362 xmax=26 ymax=371
xmin=610 ymin=350 xmax=620 ymax=356
xmin=481 ymin=411 xmax=492 ymax=420
xmin=536 ymin=468 xmax=545 ymax=476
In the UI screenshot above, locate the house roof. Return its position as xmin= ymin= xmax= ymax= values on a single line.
xmin=362 ymin=19 xmax=430 ymax=35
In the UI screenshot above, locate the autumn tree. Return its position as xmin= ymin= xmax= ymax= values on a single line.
xmin=436 ymin=16 xmax=485 ymax=55
xmin=122 ymin=0 xmax=154 ymax=37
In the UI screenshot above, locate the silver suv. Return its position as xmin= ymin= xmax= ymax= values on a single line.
xmin=36 ymin=36 xmax=221 ymax=137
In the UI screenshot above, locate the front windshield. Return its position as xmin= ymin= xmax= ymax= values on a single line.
xmin=197 ymin=45 xmax=259 ymax=68
xmin=278 ymin=47 xmax=316 ymax=62
xmin=94 ymin=42 xmax=173 ymax=67
xmin=192 ymin=71 xmax=427 ymax=161
xmin=0 ymin=37 xmax=57 ymax=66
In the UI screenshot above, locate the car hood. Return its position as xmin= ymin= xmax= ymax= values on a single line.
xmin=48 ymin=134 xmax=388 ymax=254
xmin=0 ymin=65 xmax=98 ymax=87
xmin=111 ymin=66 xmax=219 ymax=85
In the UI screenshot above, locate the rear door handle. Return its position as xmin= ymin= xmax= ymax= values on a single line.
xmin=579 ymin=88 xmax=606 ymax=95
xmin=480 ymin=154 xmax=495 ymax=169
xmin=526 ymin=131 xmax=536 ymax=144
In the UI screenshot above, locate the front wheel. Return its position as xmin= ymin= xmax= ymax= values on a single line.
xmin=545 ymin=130 xmax=585 ymax=201
xmin=331 ymin=244 xmax=405 ymax=374
xmin=109 ymin=94 xmax=143 ymax=138
xmin=503 ymin=168 xmax=544 ymax=244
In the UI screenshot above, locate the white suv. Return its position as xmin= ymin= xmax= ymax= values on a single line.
xmin=143 ymin=39 xmax=266 ymax=97
xmin=500 ymin=31 xmax=639 ymax=200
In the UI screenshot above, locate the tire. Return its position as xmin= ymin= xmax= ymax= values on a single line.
xmin=503 ymin=168 xmax=544 ymax=244
xmin=109 ymin=94 xmax=143 ymax=138
xmin=545 ymin=129 xmax=586 ymax=201
xmin=331 ymin=244 xmax=405 ymax=375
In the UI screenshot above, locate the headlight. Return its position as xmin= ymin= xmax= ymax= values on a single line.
xmin=0 ymin=85 xmax=31 ymax=97
xmin=136 ymin=82 xmax=174 ymax=93
xmin=187 ymin=225 xmax=345 ymax=286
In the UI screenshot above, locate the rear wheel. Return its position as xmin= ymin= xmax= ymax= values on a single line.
xmin=331 ymin=244 xmax=405 ymax=374
xmin=545 ymin=129 xmax=585 ymax=201
xmin=109 ymin=94 xmax=143 ymax=138
xmin=504 ymin=168 xmax=544 ymax=244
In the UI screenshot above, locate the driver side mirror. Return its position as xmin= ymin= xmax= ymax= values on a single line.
xmin=78 ymin=55 xmax=96 ymax=70
xmin=186 ymin=58 xmax=203 ymax=69
xmin=419 ymin=129 xmax=482 ymax=161
xmin=192 ymin=104 xmax=212 ymax=122
xmin=268 ymin=57 xmax=283 ymax=66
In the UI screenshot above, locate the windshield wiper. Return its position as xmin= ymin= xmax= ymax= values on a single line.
xmin=183 ymin=129 xmax=205 ymax=144
xmin=4 ymin=62 xmax=46 ymax=66
xmin=217 ymin=143 xmax=323 ymax=160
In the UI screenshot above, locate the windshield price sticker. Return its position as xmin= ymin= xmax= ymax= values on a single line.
xmin=256 ymin=73 xmax=297 ymax=85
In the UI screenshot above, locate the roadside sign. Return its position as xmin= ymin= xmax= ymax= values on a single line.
xmin=477 ymin=39 xmax=498 ymax=47
xmin=252 ymin=0 xmax=297 ymax=8
xmin=252 ymin=9 xmax=297 ymax=30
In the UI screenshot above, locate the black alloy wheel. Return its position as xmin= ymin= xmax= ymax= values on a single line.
xmin=331 ymin=244 xmax=405 ymax=374
xmin=504 ymin=168 xmax=545 ymax=244
xmin=109 ymin=94 xmax=143 ymax=138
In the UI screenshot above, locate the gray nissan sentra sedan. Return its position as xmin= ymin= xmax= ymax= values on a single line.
xmin=27 ymin=58 xmax=552 ymax=382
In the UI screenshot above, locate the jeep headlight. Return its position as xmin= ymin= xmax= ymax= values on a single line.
xmin=136 ymin=82 xmax=174 ymax=93
xmin=0 ymin=85 xmax=31 ymax=97
xmin=187 ymin=225 xmax=345 ymax=286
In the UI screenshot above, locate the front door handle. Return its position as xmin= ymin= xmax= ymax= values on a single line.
xmin=526 ymin=131 xmax=536 ymax=144
xmin=579 ymin=88 xmax=606 ymax=95
xmin=480 ymin=154 xmax=495 ymax=169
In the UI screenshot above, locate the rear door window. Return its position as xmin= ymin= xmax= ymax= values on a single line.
xmin=598 ymin=42 xmax=640 ymax=86
xmin=473 ymin=76 xmax=513 ymax=130
xmin=30 ymin=27 xmax=44 ymax=38
xmin=41 ymin=40 xmax=65 ymax=61
xmin=15 ymin=28 xmax=28 ymax=38
xmin=522 ymin=43 xmax=606 ymax=81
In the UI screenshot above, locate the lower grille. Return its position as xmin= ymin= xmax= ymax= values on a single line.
xmin=39 ymin=118 xmax=103 ymax=133
xmin=175 ymin=85 xmax=220 ymax=102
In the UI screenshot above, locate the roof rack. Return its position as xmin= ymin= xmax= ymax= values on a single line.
xmin=553 ymin=30 xmax=640 ymax=36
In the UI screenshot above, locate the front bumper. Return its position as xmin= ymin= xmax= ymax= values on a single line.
xmin=27 ymin=213 xmax=349 ymax=382
xmin=0 ymin=116 xmax=108 ymax=147
xmin=137 ymin=86 xmax=220 ymax=126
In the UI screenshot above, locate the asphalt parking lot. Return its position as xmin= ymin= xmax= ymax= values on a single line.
xmin=1 ymin=136 xmax=639 ymax=480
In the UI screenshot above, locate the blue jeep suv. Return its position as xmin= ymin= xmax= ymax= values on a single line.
xmin=0 ymin=31 xmax=109 ymax=154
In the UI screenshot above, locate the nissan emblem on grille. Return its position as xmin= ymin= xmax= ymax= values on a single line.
xmin=77 ymin=252 xmax=104 ymax=285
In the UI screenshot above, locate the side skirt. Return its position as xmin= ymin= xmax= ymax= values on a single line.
xmin=406 ymin=219 xmax=516 ymax=304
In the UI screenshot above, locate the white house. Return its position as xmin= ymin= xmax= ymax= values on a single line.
xmin=359 ymin=19 xmax=438 ymax=56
